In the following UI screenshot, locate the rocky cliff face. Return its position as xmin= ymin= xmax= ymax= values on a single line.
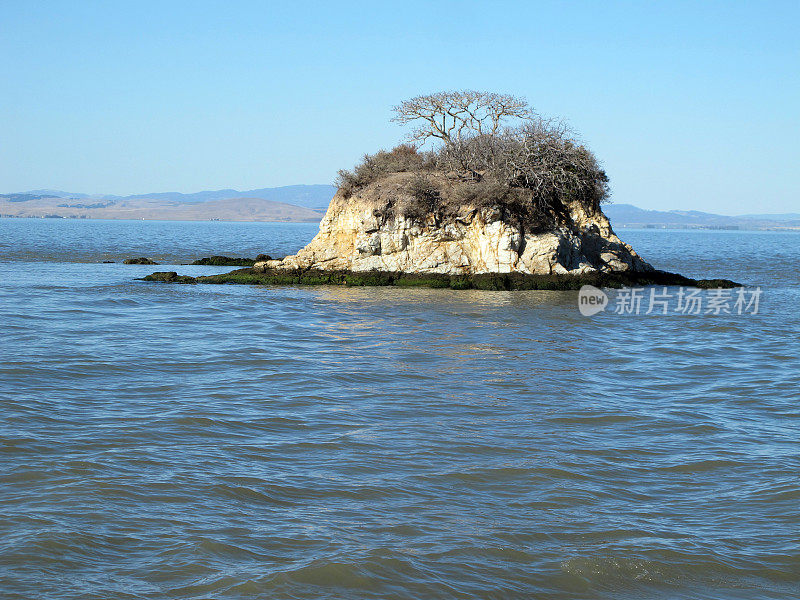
xmin=255 ymin=174 xmax=652 ymax=276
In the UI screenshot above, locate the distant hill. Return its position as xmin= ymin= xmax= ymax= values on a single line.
xmin=21 ymin=189 xmax=91 ymax=200
xmin=0 ymin=185 xmax=336 ymax=222
xmin=0 ymin=193 xmax=60 ymax=203
xmin=3 ymin=188 xmax=798 ymax=229
xmin=99 ymin=184 xmax=337 ymax=210
xmin=604 ymin=204 xmax=800 ymax=230
xmin=2 ymin=184 xmax=336 ymax=209
xmin=738 ymin=213 xmax=800 ymax=222
xmin=0 ymin=194 xmax=327 ymax=222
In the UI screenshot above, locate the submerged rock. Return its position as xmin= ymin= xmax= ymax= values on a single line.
xmin=123 ymin=257 xmax=159 ymax=265
xmin=141 ymin=267 xmax=738 ymax=290
xmin=142 ymin=271 xmax=196 ymax=283
xmin=190 ymin=255 xmax=261 ymax=266
xmin=254 ymin=173 xmax=651 ymax=277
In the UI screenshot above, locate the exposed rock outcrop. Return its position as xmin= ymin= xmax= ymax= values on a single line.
xmin=190 ymin=255 xmax=268 ymax=266
xmin=123 ymin=257 xmax=159 ymax=265
xmin=255 ymin=173 xmax=652 ymax=276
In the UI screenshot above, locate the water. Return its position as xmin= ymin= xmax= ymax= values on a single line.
xmin=1 ymin=219 xmax=798 ymax=599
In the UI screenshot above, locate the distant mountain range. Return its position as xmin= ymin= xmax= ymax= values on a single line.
xmin=604 ymin=204 xmax=800 ymax=230
xmin=1 ymin=185 xmax=336 ymax=209
xmin=1 ymin=187 xmax=798 ymax=229
xmin=0 ymin=185 xmax=337 ymax=222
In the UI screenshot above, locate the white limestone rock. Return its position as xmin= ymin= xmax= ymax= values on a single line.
xmin=256 ymin=174 xmax=652 ymax=276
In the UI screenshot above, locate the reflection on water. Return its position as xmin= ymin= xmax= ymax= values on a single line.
xmin=1 ymin=219 xmax=799 ymax=599
xmin=312 ymin=284 xmax=579 ymax=308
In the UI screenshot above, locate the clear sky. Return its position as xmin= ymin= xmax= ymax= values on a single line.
xmin=1 ymin=0 xmax=797 ymax=214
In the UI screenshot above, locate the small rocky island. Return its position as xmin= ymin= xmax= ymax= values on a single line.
xmin=255 ymin=172 xmax=649 ymax=277
xmin=145 ymin=91 xmax=737 ymax=290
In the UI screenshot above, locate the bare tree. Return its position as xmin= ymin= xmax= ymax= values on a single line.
xmin=392 ymin=90 xmax=532 ymax=146
xmin=337 ymin=91 xmax=609 ymax=214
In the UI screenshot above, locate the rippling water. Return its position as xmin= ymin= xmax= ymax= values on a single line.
xmin=1 ymin=218 xmax=798 ymax=599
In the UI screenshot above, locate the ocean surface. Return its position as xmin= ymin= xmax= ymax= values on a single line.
xmin=1 ymin=218 xmax=798 ymax=600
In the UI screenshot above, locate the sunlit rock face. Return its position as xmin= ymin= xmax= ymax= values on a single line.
xmin=255 ymin=174 xmax=652 ymax=276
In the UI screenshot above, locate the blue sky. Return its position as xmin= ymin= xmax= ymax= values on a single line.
xmin=1 ymin=0 xmax=797 ymax=214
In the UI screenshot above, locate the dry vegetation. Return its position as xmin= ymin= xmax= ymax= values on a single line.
xmin=335 ymin=91 xmax=610 ymax=227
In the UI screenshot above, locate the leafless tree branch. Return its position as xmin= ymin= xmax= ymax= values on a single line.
xmin=392 ymin=90 xmax=532 ymax=147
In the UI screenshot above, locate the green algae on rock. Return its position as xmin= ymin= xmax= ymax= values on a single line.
xmin=141 ymin=267 xmax=740 ymax=291
xmin=190 ymin=254 xmax=272 ymax=266
xmin=141 ymin=271 xmax=198 ymax=284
